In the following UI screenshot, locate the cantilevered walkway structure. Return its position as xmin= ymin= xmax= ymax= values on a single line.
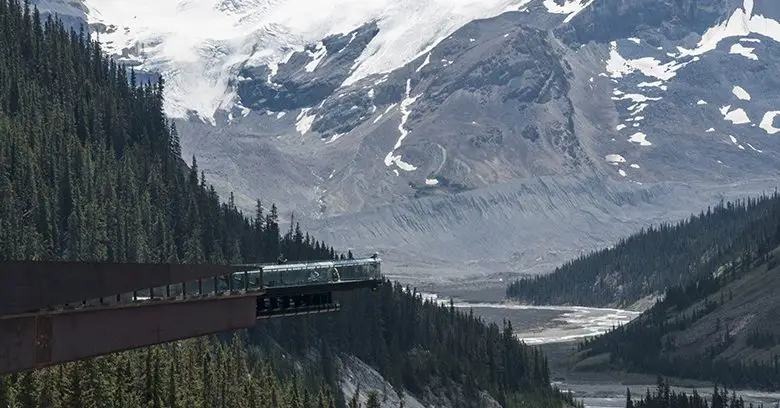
xmin=0 ymin=257 xmax=382 ymax=375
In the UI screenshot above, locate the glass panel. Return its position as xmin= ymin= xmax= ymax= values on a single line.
xmin=228 ymin=272 xmax=244 ymax=293
xmin=46 ymin=258 xmax=381 ymax=311
xmin=260 ymin=258 xmax=381 ymax=288
xmin=246 ymin=270 xmax=262 ymax=292
xmin=201 ymin=276 xmax=217 ymax=296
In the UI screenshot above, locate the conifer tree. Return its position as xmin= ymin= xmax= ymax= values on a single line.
xmin=349 ymin=386 xmax=361 ymax=408
xmin=366 ymin=390 xmax=381 ymax=408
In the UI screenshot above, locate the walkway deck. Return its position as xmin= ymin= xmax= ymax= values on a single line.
xmin=0 ymin=258 xmax=382 ymax=375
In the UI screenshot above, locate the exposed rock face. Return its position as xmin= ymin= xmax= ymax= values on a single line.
xmin=557 ymin=0 xmax=731 ymax=45
xmin=31 ymin=0 xmax=87 ymax=30
xmin=339 ymin=354 xmax=427 ymax=408
xmin=236 ymin=22 xmax=380 ymax=112
xmin=40 ymin=0 xmax=780 ymax=290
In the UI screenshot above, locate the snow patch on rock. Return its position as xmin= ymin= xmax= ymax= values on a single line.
xmin=759 ymin=111 xmax=780 ymax=134
xmin=384 ymin=79 xmax=420 ymax=172
xmin=296 ymin=107 xmax=316 ymax=135
xmin=605 ymin=154 xmax=626 ymax=165
xmin=722 ymin=107 xmax=751 ymax=124
xmin=542 ymin=0 xmax=593 ymax=23
xmin=730 ymin=43 xmax=759 ymax=60
xmin=676 ymin=0 xmax=780 ymax=58
xmin=732 ymin=85 xmax=751 ymax=101
xmin=628 ymin=132 xmax=652 ymax=146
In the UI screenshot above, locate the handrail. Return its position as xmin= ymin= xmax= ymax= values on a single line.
xmin=38 ymin=257 xmax=382 ymax=314
xmin=0 ymin=262 xmax=248 ymax=316
xmin=260 ymin=258 xmax=381 ymax=288
xmin=233 ymin=257 xmax=382 ymax=272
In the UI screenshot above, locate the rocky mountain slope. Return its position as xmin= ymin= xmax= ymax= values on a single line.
xmin=575 ymin=244 xmax=780 ymax=390
xmin=37 ymin=0 xmax=780 ymax=289
xmin=30 ymin=0 xmax=85 ymax=29
xmin=507 ymin=192 xmax=780 ymax=308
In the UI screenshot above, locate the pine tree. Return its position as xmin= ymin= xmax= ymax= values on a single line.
xmin=166 ymin=361 xmax=178 ymax=408
xmin=348 ymin=385 xmax=361 ymax=408
xmin=15 ymin=371 xmax=37 ymax=408
xmin=366 ymin=390 xmax=381 ymax=408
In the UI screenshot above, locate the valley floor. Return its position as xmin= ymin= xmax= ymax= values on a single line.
xmin=418 ymin=285 xmax=780 ymax=408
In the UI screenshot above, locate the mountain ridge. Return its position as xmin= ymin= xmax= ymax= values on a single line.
xmin=34 ymin=0 xmax=780 ymax=289
xmin=507 ymin=191 xmax=780 ymax=307
xmin=0 ymin=1 xmax=573 ymax=405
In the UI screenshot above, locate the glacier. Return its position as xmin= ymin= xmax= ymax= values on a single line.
xmin=83 ymin=0 xmax=545 ymax=123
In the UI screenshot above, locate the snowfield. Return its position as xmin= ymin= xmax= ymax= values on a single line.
xmin=83 ymin=0 xmax=548 ymax=122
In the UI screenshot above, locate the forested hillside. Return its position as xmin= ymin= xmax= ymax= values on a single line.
xmin=577 ymin=244 xmax=780 ymax=390
xmin=625 ymin=378 xmax=768 ymax=408
xmin=0 ymin=335 xmax=355 ymax=408
xmin=261 ymin=284 xmax=568 ymax=408
xmin=0 ymin=0 xmax=333 ymax=264
xmin=507 ymin=194 xmax=780 ymax=307
xmin=0 ymin=1 xmax=572 ymax=406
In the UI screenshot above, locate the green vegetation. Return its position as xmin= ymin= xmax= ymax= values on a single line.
xmin=0 ymin=335 xmax=344 ymax=408
xmin=0 ymin=0 xmax=329 ymax=264
xmin=0 ymin=0 xmax=573 ymax=406
xmin=626 ymin=378 xmax=769 ymax=408
xmin=578 ymin=246 xmax=780 ymax=390
xmin=499 ymin=164 xmax=780 ymax=390
xmin=507 ymin=194 xmax=780 ymax=307
xmin=261 ymin=287 xmax=572 ymax=407
xmin=746 ymin=329 xmax=778 ymax=350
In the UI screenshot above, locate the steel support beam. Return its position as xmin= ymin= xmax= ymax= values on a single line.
xmin=265 ymin=278 xmax=382 ymax=297
xmin=0 ymin=261 xmax=251 ymax=315
xmin=0 ymin=295 xmax=258 ymax=375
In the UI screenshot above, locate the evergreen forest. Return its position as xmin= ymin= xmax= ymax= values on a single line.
xmin=578 ymin=244 xmax=780 ymax=390
xmin=0 ymin=0 xmax=574 ymax=406
xmin=625 ymin=378 xmax=770 ymax=408
xmin=507 ymin=193 xmax=780 ymax=307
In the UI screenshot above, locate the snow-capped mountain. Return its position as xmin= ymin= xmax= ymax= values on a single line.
xmin=79 ymin=0 xmax=556 ymax=123
xmin=37 ymin=0 xmax=780 ymax=290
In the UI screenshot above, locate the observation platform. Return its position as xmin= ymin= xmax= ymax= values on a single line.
xmin=0 ymin=257 xmax=382 ymax=375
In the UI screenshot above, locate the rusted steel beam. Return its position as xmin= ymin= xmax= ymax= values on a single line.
xmin=0 ymin=261 xmax=251 ymax=315
xmin=0 ymin=295 xmax=258 ymax=375
xmin=256 ymin=305 xmax=340 ymax=319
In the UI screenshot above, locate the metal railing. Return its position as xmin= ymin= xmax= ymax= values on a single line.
xmin=63 ymin=257 xmax=382 ymax=311
xmin=260 ymin=258 xmax=382 ymax=288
